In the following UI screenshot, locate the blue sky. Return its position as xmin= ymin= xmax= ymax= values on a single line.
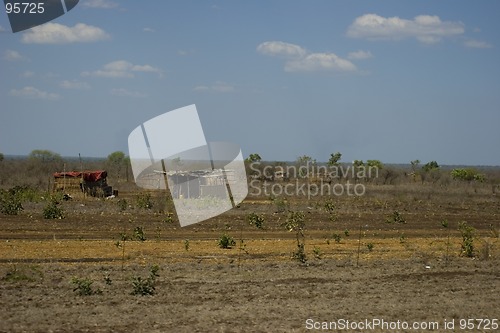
xmin=1 ymin=0 xmax=499 ymax=165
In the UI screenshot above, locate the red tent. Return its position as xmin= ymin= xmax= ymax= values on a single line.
xmin=53 ymin=171 xmax=107 ymax=182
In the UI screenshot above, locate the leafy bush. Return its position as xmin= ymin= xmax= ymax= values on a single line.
xmin=217 ymin=233 xmax=236 ymax=249
xmin=72 ymin=277 xmax=102 ymax=296
xmin=136 ymin=193 xmax=153 ymax=209
xmin=163 ymin=212 xmax=174 ymax=224
xmin=117 ymin=199 xmax=128 ymax=211
xmin=133 ymin=226 xmax=146 ymax=241
xmin=451 ymin=168 xmax=485 ymax=182
xmin=313 ymin=246 xmax=322 ymax=259
xmin=332 ymin=233 xmax=342 ymax=243
xmin=367 ymin=243 xmax=374 ymax=252
xmin=131 ymin=265 xmax=159 ymax=296
xmin=386 ymin=211 xmax=406 ymax=224
xmin=323 ymin=199 xmax=336 ymax=214
xmin=247 ymin=212 xmax=264 ymax=229
xmin=0 ymin=189 xmax=23 ymax=215
xmin=43 ymin=198 xmax=64 ymax=219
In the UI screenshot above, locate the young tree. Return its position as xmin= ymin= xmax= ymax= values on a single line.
xmin=410 ymin=159 xmax=420 ymax=173
xmin=296 ymin=155 xmax=316 ymax=178
xmin=352 ymin=160 xmax=364 ymax=182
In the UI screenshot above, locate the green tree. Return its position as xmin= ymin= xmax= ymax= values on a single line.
xmin=422 ymin=161 xmax=439 ymax=172
xmin=28 ymin=149 xmax=63 ymax=174
xmin=421 ymin=161 xmax=441 ymax=183
xmin=29 ymin=149 xmax=61 ymax=163
xmin=352 ymin=160 xmax=365 ymax=182
xmin=328 ymin=152 xmax=342 ymax=167
xmin=0 ymin=152 xmax=4 ymax=162
xmin=245 ymin=153 xmax=262 ymax=163
xmin=106 ymin=151 xmax=129 ymax=181
xmin=296 ymin=155 xmax=316 ymax=178
xmin=366 ymin=159 xmax=383 ymax=170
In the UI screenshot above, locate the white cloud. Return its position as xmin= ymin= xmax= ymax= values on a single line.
xmin=347 ymin=50 xmax=373 ymax=60
xmin=257 ymin=41 xmax=306 ymax=58
xmin=60 ymin=80 xmax=91 ymax=90
xmin=143 ymin=27 xmax=155 ymax=33
xmin=285 ymin=53 xmax=357 ymax=72
xmin=194 ymin=81 xmax=235 ymax=93
xmin=82 ymin=0 xmax=118 ymax=9
xmin=21 ymin=71 xmax=35 ymax=78
xmin=131 ymin=64 xmax=159 ymax=73
xmin=257 ymin=41 xmax=357 ymax=73
xmin=463 ymin=39 xmax=492 ymax=49
xmin=9 ymin=86 xmax=60 ymax=100
xmin=82 ymin=60 xmax=163 ymax=78
xmin=110 ymin=88 xmax=147 ymax=98
xmin=347 ymin=14 xmax=465 ymax=44
xmin=22 ymin=23 xmax=110 ymax=44
xmin=3 ymin=49 xmax=28 ymax=61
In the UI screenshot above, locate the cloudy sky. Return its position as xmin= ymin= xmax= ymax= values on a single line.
xmin=1 ymin=1 xmax=499 ymax=165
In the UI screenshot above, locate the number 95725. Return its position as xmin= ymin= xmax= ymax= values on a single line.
xmin=5 ymin=2 xmax=45 ymax=14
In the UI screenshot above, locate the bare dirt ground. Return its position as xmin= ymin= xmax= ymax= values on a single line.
xmin=0 ymin=182 xmax=499 ymax=332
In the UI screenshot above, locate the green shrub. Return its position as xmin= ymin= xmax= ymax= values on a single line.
xmin=386 ymin=210 xmax=406 ymax=224
xmin=451 ymin=168 xmax=485 ymax=182
xmin=247 ymin=212 xmax=264 ymax=229
xmin=72 ymin=277 xmax=102 ymax=296
xmin=131 ymin=265 xmax=160 ymax=296
xmin=136 ymin=193 xmax=153 ymax=209
xmin=332 ymin=233 xmax=342 ymax=243
xmin=0 ymin=190 xmax=23 ymax=215
xmin=43 ymin=197 xmax=64 ymax=219
xmin=163 ymin=212 xmax=174 ymax=224
xmin=217 ymin=233 xmax=236 ymax=249
xmin=133 ymin=226 xmax=146 ymax=241
xmin=117 ymin=199 xmax=128 ymax=211
xmin=323 ymin=199 xmax=336 ymax=214
xmin=313 ymin=246 xmax=322 ymax=259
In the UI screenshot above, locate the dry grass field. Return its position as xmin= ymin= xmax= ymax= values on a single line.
xmin=0 ymin=160 xmax=499 ymax=332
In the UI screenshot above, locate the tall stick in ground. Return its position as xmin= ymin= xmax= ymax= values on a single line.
xmin=356 ymin=221 xmax=362 ymax=267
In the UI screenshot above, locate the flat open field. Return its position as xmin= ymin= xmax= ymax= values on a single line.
xmin=0 ymin=180 xmax=499 ymax=332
